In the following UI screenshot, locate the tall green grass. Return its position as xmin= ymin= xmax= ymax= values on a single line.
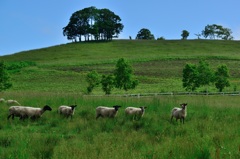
xmin=0 ymin=93 xmax=239 ymax=159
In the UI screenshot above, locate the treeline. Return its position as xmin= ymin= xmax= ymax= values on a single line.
xmin=63 ymin=7 xmax=234 ymax=41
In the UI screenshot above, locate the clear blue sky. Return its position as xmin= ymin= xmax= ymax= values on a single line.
xmin=1 ymin=0 xmax=240 ymax=56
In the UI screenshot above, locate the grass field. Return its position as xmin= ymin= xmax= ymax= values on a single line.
xmin=1 ymin=40 xmax=240 ymax=94
xmin=0 ymin=94 xmax=239 ymax=159
xmin=0 ymin=40 xmax=240 ymax=158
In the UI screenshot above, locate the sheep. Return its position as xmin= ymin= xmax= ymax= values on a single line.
xmin=58 ymin=105 xmax=77 ymax=119
xmin=0 ymin=98 xmax=21 ymax=106
xmin=96 ymin=105 xmax=121 ymax=119
xmin=171 ymin=103 xmax=188 ymax=124
xmin=7 ymin=105 xmax=52 ymax=120
xmin=125 ymin=106 xmax=147 ymax=120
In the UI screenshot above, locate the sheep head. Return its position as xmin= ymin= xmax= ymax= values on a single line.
xmin=43 ymin=105 xmax=52 ymax=111
xmin=113 ymin=105 xmax=121 ymax=111
xmin=70 ymin=105 xmax=77 ymax=110
xmin=180 ymin=103 xmax=187 ymax=109
xmin=139 ymin=106 xmax=147 ymax=112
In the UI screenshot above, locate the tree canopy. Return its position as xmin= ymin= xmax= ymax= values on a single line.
xmin=114 ymin=58 xmax=138 ymax=91
xmin=136 ymin=28 xmax=155 ymax=40
xmin=63 ymin=6 xmax=124 ymax=42
xmin=181 ymin=30 xmax=190 ymax=40
xmin=202 ymin=24 xmax=233 ymax=40
xmin=182 ymin=60 xmax=231 ymax=92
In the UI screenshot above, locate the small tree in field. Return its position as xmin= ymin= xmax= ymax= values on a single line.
xmin=197 ymin=60 xmax=214 ymax=88
xmin=181 ymin=30 xmax=189 ymax=40
xmin=114 ymin=58 xmax=138 ymax=91
xmin=0 ymin=61 xmax=12 ymax=92
xmin=215 ymin=64 xmax=230 ymax=92
xmin=182 ymin=60 xmax=214 ymax=92
xmin=86 ymin=70 xmax=101 ymax=94
xmin=182 ymin=63 xmax=199 ymax=91
xmin=101 ymin=74 xmax=115 ymax=95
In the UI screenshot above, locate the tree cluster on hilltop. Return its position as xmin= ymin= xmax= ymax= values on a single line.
xmin=63 ymin=7 xmax=234 ymax=41
xmin=63 ymin=6 xmax=124 ymax=42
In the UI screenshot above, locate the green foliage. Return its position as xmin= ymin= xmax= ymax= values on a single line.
xmin=6 ymin=61 xmax=36 ymax=73
xmin=202 ymin=24 xmax=233 ymax=40
xmin=182 ymin=63 xmax=199 ymax=91
xmin=101 ymin=74 xmax=115 ymax=95
xmin=157 ymin=36 xmax=165 ymax=40
xmin=181 ymin=30 xmax=190 ymax=40
xmin=86 ymin=70 xmax=101 ymax=94
xmin=197 ymin=60 xmax=214 ymax=86
xmin=183 ymin=60 xmax=214 ymax=91
xmin=136 ymin=28 xmax=155 ymax=40
xmin=214 ymin=65 xmax=230 ymax=92
xmin=114 ymin=58 xmax=139 ymax=91
xmin=0 ymin=61 xmax=12 ymax=92
xmin=63 ymin=6 xmax=124 ymax=41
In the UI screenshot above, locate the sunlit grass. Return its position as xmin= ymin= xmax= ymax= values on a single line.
xmin=0 ymin=94 xmax=239 ymax=158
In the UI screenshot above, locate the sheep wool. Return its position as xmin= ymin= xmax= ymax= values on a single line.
xmin=0 ymin=98 xmax=21 ymax=106
xmin=58 ymin=105 xmax=77 ymax=119
xmin=171 ymin=103 xmax=188 ymax=124
xmin=125 ymin=106 xmax=147 ymax=120
xmin=96 ymin=105 xmax=121 ymax=119
xmin=8 ymin=105 xmax=52 ymax=120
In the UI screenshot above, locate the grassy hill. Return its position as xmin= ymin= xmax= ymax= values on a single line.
xmin=1 ymin=39 xmax=240 ymax=94
xmin=0 ymin=40 xmax=239 ymax=158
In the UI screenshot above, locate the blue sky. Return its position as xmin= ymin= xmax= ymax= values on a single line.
xmin=1 ymin=0 xmax=240 ymax=56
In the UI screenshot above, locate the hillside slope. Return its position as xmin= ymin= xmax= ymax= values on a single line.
xmin=1 ymin=40 xmax=240 ymax=94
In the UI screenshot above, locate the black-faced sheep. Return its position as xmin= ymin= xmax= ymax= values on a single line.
xmin=171 ymin=103 xmax=188 ymax=124
xmin=58 ymin=105 xmax=77 ymax=119
xmin=96 ymin=105 xmax=121 ymax=119
xmin=125 ymin=106 xmax=147 ymax=120
xmin=8 ymin=105 xmax=52 ymax=120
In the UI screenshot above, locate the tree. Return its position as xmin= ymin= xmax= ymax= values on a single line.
xmin=114 ymin=58 xmax=138 ymax=91
xmin=214 ymin=65 xmax=230 ymax=92
xmin=86 ymin=70 xmax=101 ymax=94
xmin=181 ymin=30 xmax=189 ymax=40
xmin=63 ymin=6 xmax=124 ymax=42
xmin=96 ymin=8 xmax=124 ymax=40
xmin=0 ymin=61 xmax=12 ymax=92
xmin=136 ymin=28 xmax=155 ymax=40
xmin=182 ymin=63 xmax=199 ymax=91
xmin=101 ymin=74 xmax=115 ymax=95
xmin=202 ymin=24 xmax=233 ymax=40
xmin=196 ymin=60 xmax=214 ymax=87
xmin=182 ymin=60 xmax=214 ymax=91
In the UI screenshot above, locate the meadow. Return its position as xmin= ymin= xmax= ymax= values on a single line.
xmin=0 ymin=93 xmax=239 ymax=159
xmin=1 ymin=40 xmax=240 ymax=94
xmin=0 ymin=40 xmax=240 ymax=158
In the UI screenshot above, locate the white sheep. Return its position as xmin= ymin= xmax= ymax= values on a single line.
xmin=0 ymin=98 xmax=21 ymax=106
xmin=96 ymin=105 xmax=121 ymax=119
xmin=125 ymin=106 xmax=147 ymax=120
xmin=171 ymin=103 xmax=188 ymax=124
xmin=58 ymin=105 xmax=77 ymax=119
xmin=8 ymin=105 xmax=52 ymax=120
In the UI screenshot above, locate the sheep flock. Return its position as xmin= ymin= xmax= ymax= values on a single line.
xmin=3 ymin=97 xmax=189 ymax=124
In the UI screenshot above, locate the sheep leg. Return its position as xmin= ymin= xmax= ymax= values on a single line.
xmin=171 ymin=116 xmax=174 ymax=122
xmin=96 ymin=114 xmax=101 ymax=119
xmin=7 ymin=114 xmax=13 ymax=120
xmin=182 ymin=118 xmax=184 ymax=124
